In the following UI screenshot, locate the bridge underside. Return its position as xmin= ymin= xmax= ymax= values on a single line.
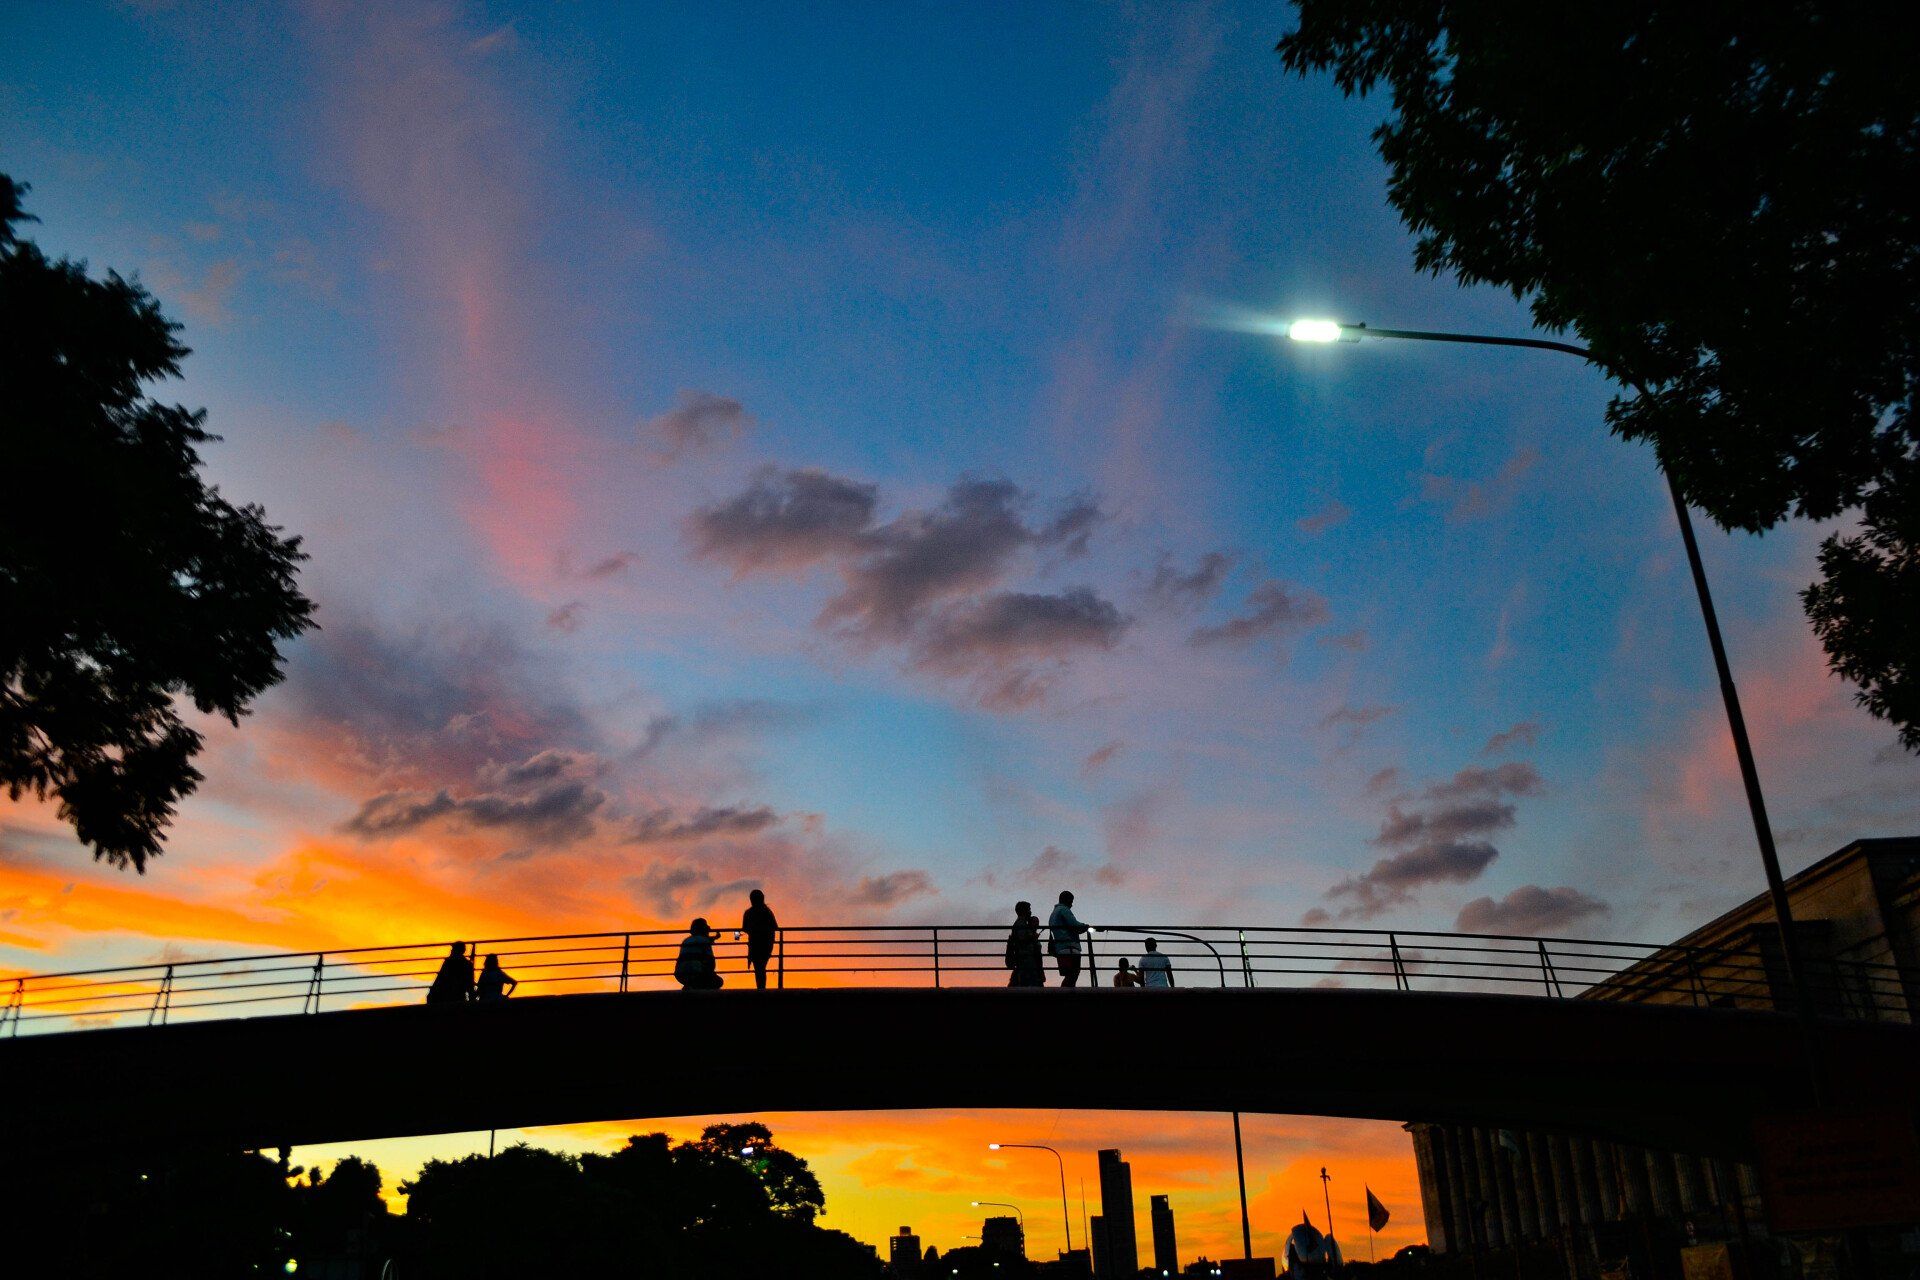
xmin=4 ymin=987 xmax=1911 ymax=1157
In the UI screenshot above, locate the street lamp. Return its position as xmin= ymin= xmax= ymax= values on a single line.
xmin=987 ymin=1144 xmax=1071 ymax=1254
xmin=972 ymin=1200 xmax=1025 ymax=1226
xmin=1279 ymin=316 xmax=1816 ymax=1055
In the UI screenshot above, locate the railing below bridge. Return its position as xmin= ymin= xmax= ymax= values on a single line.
xmin=0 ymin=923 xmax=1908 ymax=1037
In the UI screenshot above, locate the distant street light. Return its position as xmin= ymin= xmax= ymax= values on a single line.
xmin=987 ymin=1144 xmax=1071 ymax=1255
xmin=972 ymin=1199 xmax=1025 ymax=1226
xmin=741 ymin=1146 xmax=757 ymax=1157
xmin=1278 ymin=316 xmax=1817 ymax=1062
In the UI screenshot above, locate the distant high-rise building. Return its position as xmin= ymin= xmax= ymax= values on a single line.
xmin=1097 ymin=1149 xmax=1138 ymax=1278
xmin=982 ymin=1215 xmax=1025 ymax=1259
xmin=889 ymin=1225 xmax=923 ymax=1275
xmin=1152 ymin=1194 xmax=1178 ymax=1274
xmin=1090 ymin=1214 xmax=1107 ymax=1279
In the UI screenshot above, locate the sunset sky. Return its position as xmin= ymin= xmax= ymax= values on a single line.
xmin=5 ymin=0 xmax=1918 ymax=1264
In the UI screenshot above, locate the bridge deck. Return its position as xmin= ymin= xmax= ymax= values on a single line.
xmin=4 ymin=985 xmax=1913 ymax=1157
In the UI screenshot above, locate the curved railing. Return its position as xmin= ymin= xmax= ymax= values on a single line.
xmin=0 ymin=923 xmax=1908 ymax=1037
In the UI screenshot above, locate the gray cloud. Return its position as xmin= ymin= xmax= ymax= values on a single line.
xmin=914 ymin=588 xmax=1128 ymax=708
xmin=631 ymin=804 xmax=780 ymax=844
xmin=1297 ymin=499 xmax=1351 ymax=536
xmin=688 ymin=467 xmax=880 ymax=575
xmin=1420 ymin=448 xmax=1539 ymax=521
xmin=344 ymin=777 xmax=605 ymax=846
xmin=822 ymin=478 xmax=1032 ymax=641
xmin=1316 ymin=759 xmax=1543 ymax=920
xmin=642 ymin=389 xmax=752 ymax=461
xmin=1146 ymin=551 xmax=1235 ymax=608
xmin=583 ymin=552 xmax=639 ymax=579
xmin=279 ymin=618 xmax=597 ymax=783
xmin=694 ymin=471 xmax=1120 ymax=707
xmin=546 ymin=601 xmax=584 ymax=633
xmin=1189 ymin=581 xmax=1329 ymax=647
xmin=1483 ymin=721 xmax=1541 ymax=756
xmin=1320 ymin=703 xmax=1394 ymax=731
xmin=1040 ymin=495 xmax=1105 ymax=557
xmin=1426 ymin=762 xmax=1542 ymax=801
xmin=852 ymin=870 xmax=937 ymax=906
xmin=1455 ymin=885 xmax=1609 ymax=935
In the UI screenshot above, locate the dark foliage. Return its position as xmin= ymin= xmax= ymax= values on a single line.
xmin=0 ymin=174 xmax=316 ymax=867
xmin=1277 ymin=3 xmax=1920 ymax=749
xmin=1 ymin=1125 xmax=874 ymax=1280
xmin=398 ymin=1127 xmax=875 ymax=1279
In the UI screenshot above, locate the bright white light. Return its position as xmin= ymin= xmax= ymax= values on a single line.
xmin=988 ymin=1143 xmax=1002 ymax=1150
xmin=741 ymin=1146 xmax=756 ymax=1157
xmin=1287 ymin=319 xmax=1345 ymax=343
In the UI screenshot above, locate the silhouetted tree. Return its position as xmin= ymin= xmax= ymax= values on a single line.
xmin=693 ymin=1120 xmax=827 ymax=1222
xmin=0 ymin=174 xmax=316 ymax=869
xmin=1277 ymin=5 xmax=1920 ymax=749
xmin=289 ymin=1155 xmax=390 ymax=1266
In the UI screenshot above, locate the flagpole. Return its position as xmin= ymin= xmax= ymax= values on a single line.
xmin=1320 ymin=1167 xmax=1334 ymax=1239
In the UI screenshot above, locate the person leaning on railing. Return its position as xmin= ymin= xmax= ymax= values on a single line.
xmin=1047 ymin=891 xmax=1090 ymax=987
xmin=426 ymin=942 xmax=474 ymax=1005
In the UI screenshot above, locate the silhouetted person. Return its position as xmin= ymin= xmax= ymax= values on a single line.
xmin=1005 ymin=900 xmax=1045 ymax=987
xmin=675 ymin=918 xmax=723 ymax=990
xmin=1048 ymin=891 xmax=1088 ymax=987
xmin=1137 ymin=937 xmax=1174 ymax=987
xmin=427 ymin=942 xmax=473 ymax=1005
xmin=740 ymin=889 xmax=779 ymax=989
xmin=1112 ymin=957 xmax=1142 ymax=988
xmin=476 ymin=953 xmax=518 ymax=1002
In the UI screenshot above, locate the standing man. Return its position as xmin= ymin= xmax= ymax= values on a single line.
xmin=741 ymin=889 xmax=779 ymax=990
xmin=1048 ymin=891 xmax=1089 ymax=987
xmin=1137 ymin=937 xmax=1174 ymax=988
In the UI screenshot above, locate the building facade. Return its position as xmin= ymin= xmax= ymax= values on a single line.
xmin=890 ymin=1225 xmax=923 ymax=1275
xmin=1151 ymin=1194 xmax=1178 ymax=1274
xmin=982 ymin=1214 xmax=1025 ymax=1259
xmin=1098 ymin=1148 xmax=1139 ymax=1278
xmin=1407 ymin=838 xmax=1920 ymax=1273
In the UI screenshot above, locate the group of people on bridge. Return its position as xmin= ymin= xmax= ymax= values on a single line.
xmin=425 ymin=888 xmax=1175 ymax=1002
xmin=1008 ymin=891 xmax=1174 ymax=988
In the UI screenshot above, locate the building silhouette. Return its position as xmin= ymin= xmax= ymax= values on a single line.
xmin=1151 ymin=1194 xmax=1177 ymax=1275
xmin=890 ymin=1225 xmax=923 ymax=1275
xmin=1407 ymin=837 xmax=1920 ymax=1276
xmin=1089 ymin=1214 xmax=1106 ymax=1278
xmin=982 ymin=1214 xmax=1025 ymax=1259
xmin=1097 ymin=1149 xmax=1138 ymax=1278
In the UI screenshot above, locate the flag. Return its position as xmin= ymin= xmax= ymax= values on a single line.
xmin=1366 ymin=1186 xmax=1390 ymax=1232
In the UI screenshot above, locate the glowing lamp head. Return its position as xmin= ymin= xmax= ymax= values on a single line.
xmin=988 ymin=1143 xmax=1002 ymax=1150
xmin=1286 ymin=318 xmax=1345 ymax=343
xmin=741 ymin=1146 xmax=756 ymax=1157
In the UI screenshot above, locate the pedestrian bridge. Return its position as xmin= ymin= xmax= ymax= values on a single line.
xmin=2 ymin=924 xmax=1912 ymax=1157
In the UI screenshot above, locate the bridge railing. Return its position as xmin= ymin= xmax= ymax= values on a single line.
xmin=0 ymin=923 xmax=1907 ymax=1037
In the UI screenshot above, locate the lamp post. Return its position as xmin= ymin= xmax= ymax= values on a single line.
xmin=973 ymin=1201 xmax=1025 ymax=1226
xmin=989 ymin=1144 xmax=1071 ymax=1255
xmin=1280 ymin=317 xmax=1817 ymax=1069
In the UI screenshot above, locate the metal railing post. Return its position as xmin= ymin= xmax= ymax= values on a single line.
xmin=620 ymin=934 xmax=631 ymax=993
xmin=1389 ymin=934 xmax=1411 ymax=991
xmin=3 ymin=977 xmax=21 ymax=1035
xmin=304 ymin=954 xmax=326 ymax=1014
xmin=778 ymin=931 xmax=785 ymax=989
xmin=1239 ymin=930 xmax=1253 ymax=987
xmin=1537 ymin=940 xmax=1564 ymax=998
xmin=1085 ymin=931 xmax=1098 ymax=986
xmin=932 ymin=928 xmax=942 ymax=988
xmin=149 ymin=965 xmax=174 ymax=1026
